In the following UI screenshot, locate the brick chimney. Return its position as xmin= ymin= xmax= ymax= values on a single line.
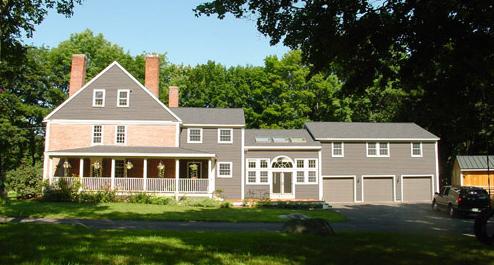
xmin=69 ymin=54 xmax=87 ymax=96
xmin=145 ymin=55 xmax=160 ymax=97
xmin=168 ymin=86 xmax=179 ymax=108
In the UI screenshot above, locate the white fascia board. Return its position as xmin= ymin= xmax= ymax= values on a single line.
xmin=49 ymin=119 xmax=179 ymax=125
xmin=47 ymin=152 xmax=215 ymax=158
xmin=182 ymin=124 xmax=245 ymax=128
xmin=460 ymin=168 xmax=494 ymax=172
xmin=315 ymin=137 xmax=440 ymax=141
xmin=244 ymin=146 xmax=322 ymax=150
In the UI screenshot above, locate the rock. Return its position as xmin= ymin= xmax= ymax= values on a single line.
xmin=282 ymin=218 xmax=335 ymax=236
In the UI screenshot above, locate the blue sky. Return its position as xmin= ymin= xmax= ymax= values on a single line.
xmin=22 ymin=0 xmax=290 ymax=66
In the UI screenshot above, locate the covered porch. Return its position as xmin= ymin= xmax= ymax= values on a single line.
xmin=45 ymin=146 xmax=216 ymax=196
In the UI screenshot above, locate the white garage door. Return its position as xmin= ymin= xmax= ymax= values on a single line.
xmin=403 ymin=176 xmax=432 ymax=202
xmin=323 ymin=178 xmax=354 ymax=203
xmin=363 ymin=177 xmax=394 ymax=202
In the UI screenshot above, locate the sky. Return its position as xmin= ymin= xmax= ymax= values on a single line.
xmin=21 ymin=0 xmax=290 ymax=67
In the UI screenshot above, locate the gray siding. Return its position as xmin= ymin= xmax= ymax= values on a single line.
xmin=50 ymin=64 xmax=178 ymax=121
xmin=245 ymin=185 xmax=270 ymax=199
xmin=321 ymin=141 xmax=437 ymax=201
xmin=180 ymin=127 xmax=242 ymax=199
xmin=295 ymin=185 xmax=319 ymax=200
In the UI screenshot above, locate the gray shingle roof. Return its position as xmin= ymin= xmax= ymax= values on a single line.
xmin=305 ymin=122 xmax=439 ymax=140
xmin=48 ymin=145 xmax=214 ymax=156
xmin=457 ymin=156 xmax=494 ymax=169
xmin=171 ymin=107 xmax=245 ymax=125
xmin=245 ymin=129 xmax=321 ymax=146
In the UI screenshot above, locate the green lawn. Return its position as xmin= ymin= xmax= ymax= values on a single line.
xmin=0 ymin=200 xmax=346 ymax=223
xmin=0 ymin=223 xmax=492 ymax=265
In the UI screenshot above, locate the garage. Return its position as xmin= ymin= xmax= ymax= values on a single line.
xmin=323 ymin=177 xmax=355 ymax=203
xmin=363 ymin=177 xmax=394 ymax=202
xmin=402 ymin=176 xmax=432 ymax=202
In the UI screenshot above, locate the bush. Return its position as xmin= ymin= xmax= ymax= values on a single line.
xmin=256 ymin=201 xmax=325 ymax=210
xmin=179 ymin=197 xmax=220 ymax=207
xmin=220 ymin=201 xmax=232 ymax=208
xmin=5 ymin=162 xmax=43 ymax=199
xmin=78 ymin=188 xmax=117 ymax=204
xmin=127 ymin=193 xmax=175 ymax=205
xmin=43 ymin=178 xmax=80 ymax=202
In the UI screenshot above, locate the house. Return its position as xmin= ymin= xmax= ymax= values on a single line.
xmin=452 ymin=156 xmax=494 ymax=194
xmin=42 ymin=54 xmax=440 ymax=203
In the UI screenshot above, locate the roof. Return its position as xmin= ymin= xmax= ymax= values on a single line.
xmin=47 ymin=145 xmax=215 ymax=157
xmin=305 ymin=122 xmax=439 ymax=140
xmin=245 ymin=129 xmax=321 ymax=147
xmin=456 ymin=156 xmax=494 ymax=170
xmin=170 ymin=107 xmax=245 ymax=126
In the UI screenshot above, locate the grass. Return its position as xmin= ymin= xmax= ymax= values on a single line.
xmin=0 ymin=200 xmax=346 ymax=223
xmin=0 ymin=223 xmax=493 ymax=265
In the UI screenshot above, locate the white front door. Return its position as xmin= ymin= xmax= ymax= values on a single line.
xmin=271 ymin=172 xmax=294 ymax=199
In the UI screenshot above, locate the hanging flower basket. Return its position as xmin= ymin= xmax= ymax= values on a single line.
xmin=126 ymin=161 xmax=134 ymax=170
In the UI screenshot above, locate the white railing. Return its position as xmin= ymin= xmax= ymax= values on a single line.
xmin=146 ymin=178 xmax=175 ymax=192
xmin=82 ymin=177 xmax=112 ymax=191
xmin=179 ymin=179 xmax=209 ymax=193
xmin=115 ymin=178 xmax=144 ymax=191
xmin=52 ymin=177 xmax=78 ymax=186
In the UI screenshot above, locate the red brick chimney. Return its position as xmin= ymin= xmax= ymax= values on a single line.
xmin=69 ymin=54 xmax=87 ymax=96
xmin=168 ymin=86 xmax=179 ymax=108
xmin=145 ymin=55 xmax=160 ymax=97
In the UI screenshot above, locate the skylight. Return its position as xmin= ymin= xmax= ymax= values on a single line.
xmin=255 ymin=137 xmax=271 ymax=143
xmin=290 ymin=137 xmax=306 ymax=143
xmin=272 ymin=137 xmax=290 ymax=143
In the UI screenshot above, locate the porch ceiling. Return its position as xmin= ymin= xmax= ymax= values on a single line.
xmin=47 ymin=145 xmax=215 ymax=158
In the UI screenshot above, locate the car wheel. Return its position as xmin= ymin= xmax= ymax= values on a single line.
xmin=448 ymin=205 xmax=456 ymax=218
xmin=432 ymin=200 xmax=438 ymax=211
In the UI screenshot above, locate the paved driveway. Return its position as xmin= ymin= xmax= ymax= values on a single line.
xmin=331 ymin=203 xmax=476 ymax=236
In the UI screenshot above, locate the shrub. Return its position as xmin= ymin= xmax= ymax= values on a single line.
xmin=220 ymin=201 xmax=232 ymax=208
xmin=256 ymin=201 xmax=325 ymax=210
xmin=127 ymin=193 xmax=175 ymax=205
xmin=42 ymin=178 xmax=80 ymax=202
xmin=78 ymin=188 xmax=117 ymax=204
xmin=180 ymin=197 xmax=220 ymax=207
xmin=5 ymin=162 xmax=43 ymax=199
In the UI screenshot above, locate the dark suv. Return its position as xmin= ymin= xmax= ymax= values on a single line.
xmin=432 ymin=186 xmax=490 ymax=217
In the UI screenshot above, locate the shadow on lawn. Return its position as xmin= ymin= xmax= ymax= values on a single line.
xmin=0 ymin=223 xmax=493 ymax=265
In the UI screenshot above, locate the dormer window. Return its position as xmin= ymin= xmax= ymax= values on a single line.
xmin=117 ymin=89 xmax=130 ymax=107
xmin=93 ymin=89 xmax=105 ymax=107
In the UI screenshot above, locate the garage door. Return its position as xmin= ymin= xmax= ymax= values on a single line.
xmin=403 ymin=176 xmax=432 ymax=201
xmin=363 ymin=177 xmax=394 ymax=202
xmin=323 ymin=178 xmax=354 ymax=203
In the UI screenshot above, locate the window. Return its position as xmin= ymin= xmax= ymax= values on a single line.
xmin=290 ymin=137 xmax=306 ymax=143
xmin=260 ymin=171 xmax=268 ymax=183
xmin=367 ymin=142 xmax=390 ymax=157
xmin=248 ymin=171 xmax=257 ymax=183
xmin=117 ymin=89 xmax=130 ymax=107
xmin=246 ymin=159 xmax=270 ymax=184
xmin=296 ymin=160 xmax=304 ymax=168
xmin=308 ymin=171 xmax=317 ymax=183
xmin=218 ymin=128 xmax=233 ymax=143
xmin=308 ymin=160 xmax=316 ymax=168
xmin=272 ymin=137 xmax=290 ymax=143
xmin=218 ymin=162 xmax=232 ymax=178
xmin=297 ymin=171 xmax=305 ymax=183
xmin=92 ymin=89 xmax=105 ymax=107
xmin=115 ymin=160 xmax=125 ymax=178
xmin=260 ymin=160 xmax=268 ymax=168
xmin=248 ymin=161 xmax=256 ymax=169
xmin=294 ymin=158 xmax=318 ymax=184
xmin=411 ymin=142 xmax=423 ymax=157
xmin=92 ymin=125 xmax=103 ymax=144
xmin=115 ymin=125 xmax=126 ymax=144
xmin=187 ymin=128 xmax=202 ymax=143
xmin=255 ymin=137 xmax=271 ymax=143
xmin=332 ymin=142 xmax=344 ymax=157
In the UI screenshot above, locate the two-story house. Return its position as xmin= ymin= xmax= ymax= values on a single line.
xmin=42 ymin=54 xmax=440 ymax=203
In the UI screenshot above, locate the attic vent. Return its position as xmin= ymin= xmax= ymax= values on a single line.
xmin=290 ymin=137 xmax=306 ymax=143
xmin=272 ymin=137 xmax=290 ymax=143
xmin=255 ymin=137 xmax=271 ymax=143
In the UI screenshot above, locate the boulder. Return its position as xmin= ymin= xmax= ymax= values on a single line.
xmin=282 ymin=218 xmax=335 ymax=236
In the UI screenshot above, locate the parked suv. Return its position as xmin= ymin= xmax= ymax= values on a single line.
xmin=432 ymin=186 xmax=490 ymax=217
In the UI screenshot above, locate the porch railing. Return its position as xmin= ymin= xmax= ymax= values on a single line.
xmin=115 ymin=178 xmax=144 ymax=192
xmin=52 ymin=177 xmax=77 ymax=186
xmin=82 ymin=177 xmax=111 ymax=191
xmin=179 ymin=179 xmax=209 ymax=193
xmin=147 ymin=178 xmax=175 ymax=192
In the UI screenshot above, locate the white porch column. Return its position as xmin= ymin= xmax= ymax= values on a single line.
xmin=208 ymin=159 xmax=214 ymax=194
xmin=143 ymin=159 xmax=148 ymax=191
xmin=111 ymin=159 xmax=115 ymax=190
xmin=48 ymin=157 xmax=53 ymax=185
xmin=79 ymin=158 xmax=84 ymax=190
xmin=175 ymin=159 xmax=180 ymax=200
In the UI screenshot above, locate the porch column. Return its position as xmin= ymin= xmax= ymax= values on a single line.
xmin=79 ymin=158 xmax=84 ymax=190
xmin=111 ymin=159 xmax=115 ymax=190
xmin=175 ymin=159 xmax=179 ymax=200
xmin=208 ymin=159 xmax=214 ymax=194
xmin=143 ymin=159 xmax=148 ymax=191
xmin=48 ymin=157 xmax=53 ymax=185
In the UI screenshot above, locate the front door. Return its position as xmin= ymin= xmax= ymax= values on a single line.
xmin=272 ymin=172 xmax=293 ymax=198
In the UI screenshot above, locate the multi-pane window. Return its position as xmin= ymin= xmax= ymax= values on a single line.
xmin=260 ymin=160 xmax=268 ymax=168
xmin=116 ymin=125 xmax=126 ymax=144
xmin=248 ymin=161 xmax=256 ymax=168
xmin=367 ymin=143 xmax=377 ymax=156
xmin=248 ymin=171 xmax=256 ymax=183
xmin=93 ymin=89 xmax=105 ymax=107
xmin=246 ymin=159 xmax=269 ymax=184
xmin=218 ymin=129 xmax=232 ymax=143
xmin=260 ymin=171 xmax=268 ymax=183
xmin=411 ymin=142 xmax=422 ymax=157
xmin=218 ymin=162 xmax=232 ymax=177
xmin=379 ymin=143 xmax=389 ymax=156
xmin=297 ymin=171 xmax=305 ymax=182
xmin=92 ymin=125 xmax=103 ymax=144
xmin=294 ymin=159 xmax=318 ymax=184
xmin=296 ymin=160 xmax=304 ymax=168
xmin=367 ymin=142 xmax=390 ymax=157
xmin=308 ymin=160 xmax=316 ymax=168
xmin=188 ymin=128 xmax=202 ymax=143
xmin=332 ymin=142 xmax=344 ymax=157
xmin=117 ymin=90 xmax=130 ymax=107
xmin=308 ymin=171 xmax=317 ymax=183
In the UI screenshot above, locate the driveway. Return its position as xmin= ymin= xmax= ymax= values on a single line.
xmin=331 ymin=203 xmax=476 ymax=236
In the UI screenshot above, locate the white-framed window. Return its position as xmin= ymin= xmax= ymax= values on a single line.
xmin=217 ymin=162 xmax=232 ymax=178
xmin=92 ymin=125 xmax=103 ymax=145
xmin=246 ymin=158 xmax=270 ymax=184
xmin=294 ymin=158 xmax=318 ymax=184
xmin=92 ymin=89 xmax=105 ymax=107
xmin=367 ymin=142 xmax=390 ymax=157
xmin=115 ymin=125 xmax=127 ymax=144
xmin=296 ymin=171 xmax=305 ymax=183
xmin=259 ymin=171 xmax=268 ymax=183
xmin=218 ymin=128 xmax=233 ymax=143
xmin=308 ymin=171 xmax=317 ymax=183
xmin=332 ymin=142 xmax=344 ymax=157
xmin=296 ymin=160 xmax=304 ymax=168
xmin=411 ymin=142 xmax=423 ymax=157
xmin=308 ymin=159 xmax=316 ymax=168
xmin=187 ymin=128 xmax=202 ymax=143
xmin=117 ymin=89 xmax=130 ymax=107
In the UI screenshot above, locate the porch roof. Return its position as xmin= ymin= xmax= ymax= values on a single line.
xmin=47 ymin=145 xmax=215 ymax=158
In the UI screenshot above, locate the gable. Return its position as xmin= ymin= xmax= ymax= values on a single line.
xmin=46 ymin=63 xmax=180 ymax=121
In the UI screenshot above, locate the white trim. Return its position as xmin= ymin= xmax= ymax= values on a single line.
xmin=91 ymin=125 xmax=104 ymax=145
xmin=460 ymin=172 xmax=464 ymax=186
xmin=50 ymin=119 xmax=179 ymax=125
xmin=92 ymin=89 xmax=106 ymax=107
xmin=318 ymin=150 xmax=323 ymax=200
xmin=175 ymin=124 xmax=180 ymax=147
xmin=183 ymin=124 xmax=244 ymax=128
xmin=321 ymin=175 xmax=358 ymax=203
xmin=217 ymin=128 xmax=233 ymax=144
xmin=435 ymin=142 xmax=440 ymax=192
xmin=244 ymin=146 xmax=321 ymax=150
xmin=111 ymin=159 xmax=115 ymax=189
xmin=293 ymin=158 xmax=319 ymax=184
xmin=114 ymin=125 xmax=127 ymax=145
xmin=187 ymin=128 xmax=203 ymax=143
xmin=175 ymin=159 xmax=179 ymax=200
xmin=400 ymin=174 xmax=435 ymax=202
xmin=331 ymin=142 xmax=344 ymax=157
xmin=43 ymin=121 xmax=51 ymax=180
xmin=366 ymin=142 xmax=390 ymax=158
xmin=208 ymin=160 xmax=213 ymax=193
xmin=245 ymin=158 xmax=270 ymax=185
xmin=269 ymin=171 xmax=295 ymax=199
xmin=44 ymin=61 xmax=182 ymax=122
xmin=315 ymin=137 xmax=440 ymax=141
xmin=411 ymin=142 xmax=423 ymax=157
xmin=240 ymin=128 xmax=245 ymax=200
xmin=460 ymin=168 xmax=494 ymax=172
xmin=47 ymin=152 xmax=215 ymax=158
xmin=361 ymin=175 xmax=397 ymax=202
xmin=143 ymin=159 xmax=148 ymax=191
xmin=116 ymin=89 xmax=130 ymax=107
xmin=217 ymin=162 xmax=233 ymax=178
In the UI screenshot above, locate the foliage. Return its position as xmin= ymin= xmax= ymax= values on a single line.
xmin=220 ymin=201 xmax=232 ymax=208
xmin=256 ymin=201 xmax=325 ymax=210
xmin=126 ymin=193 xmax=175 ymax=205
xmin=42 ymin=178 xmax=80 ymax=202
xmin=77 ymin=189 xmax=117 ymax=204
xmin=178 ymin=197 xmax=220 ymax=208
xmin=5 ymin=160 xmax=42 ymax=199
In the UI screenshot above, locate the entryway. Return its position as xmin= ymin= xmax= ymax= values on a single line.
xmin=271 ymin=172 xmax=294 ymax=199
